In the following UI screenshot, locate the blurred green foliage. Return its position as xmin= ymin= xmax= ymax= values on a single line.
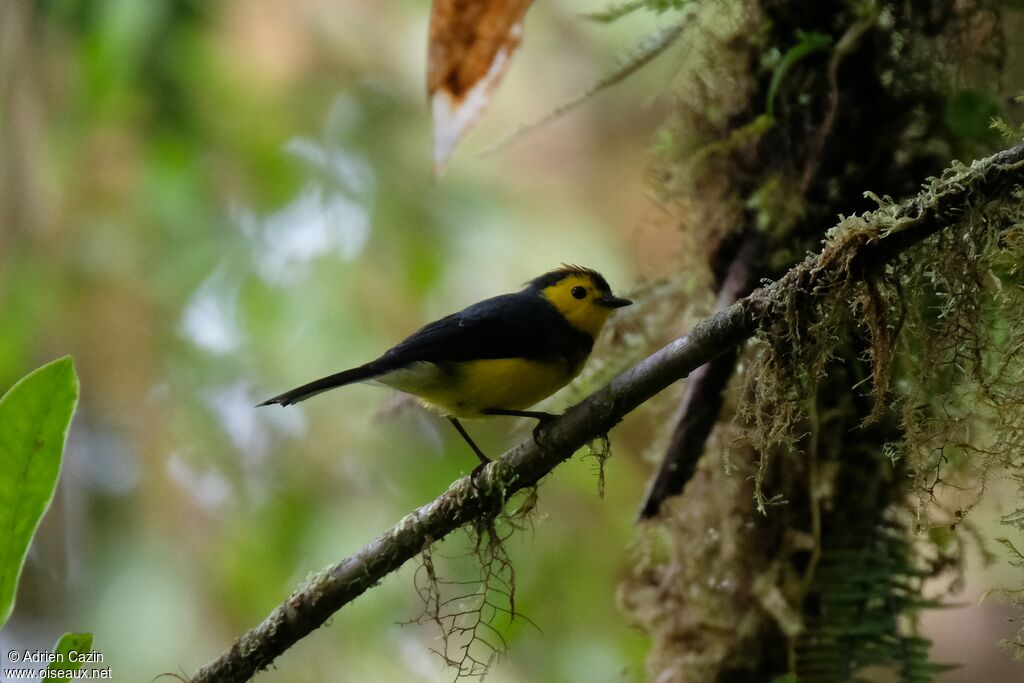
xmin=945 ymin=90 xmax=1004 ymax=144
xmin=1 ymin=1 xmax=666 ymax=681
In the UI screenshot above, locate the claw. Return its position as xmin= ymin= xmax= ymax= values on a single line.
xmin=469 ymin=460 xmax=491 ymax=493
xmin=531 ymin=414 xmax=556 ymax=450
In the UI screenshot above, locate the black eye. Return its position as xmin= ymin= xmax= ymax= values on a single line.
xmin=571 ymin=286 xmax=587 ymax=300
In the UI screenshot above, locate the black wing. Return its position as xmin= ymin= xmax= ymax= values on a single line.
xmin=378 ymin=292 xmax=593 ymax=367
xmin=258 ymin=291 xmax=594 ymax=407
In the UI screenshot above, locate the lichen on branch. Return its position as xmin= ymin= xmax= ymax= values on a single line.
xmin=738 ymin=149 xmax=1024 ymax=516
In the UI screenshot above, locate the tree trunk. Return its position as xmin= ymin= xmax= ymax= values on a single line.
xmin=623 ymin=2 xmax=1011 ymax=680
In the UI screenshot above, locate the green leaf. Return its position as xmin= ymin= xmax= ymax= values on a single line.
xmin=47 ymin=632 xmax=93 ymax=682
xmin=766 ymin=31 xmax=833 ymax=119
xmin=0 ymin=357 xmax=79 ymax=628
xmin=945 ymin=90 xmax=1003 ymax=143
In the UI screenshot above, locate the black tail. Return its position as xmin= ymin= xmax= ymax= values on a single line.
xmin=257 ymin=362 xmax=383 ymax=407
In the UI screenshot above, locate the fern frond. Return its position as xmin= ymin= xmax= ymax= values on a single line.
xmin=581 ymin=0 xmax=648 ymax=23
xmin=582 ymin=0 xmax=695 ymax=23
xmin=481 ymin=22 xmax=687 ymax=155
xmin=797 ymin=522 xmax=951 ymax=683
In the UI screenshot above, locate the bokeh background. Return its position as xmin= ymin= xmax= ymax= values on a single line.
xmin=1 ymin=1 xmax=1021 ymax=681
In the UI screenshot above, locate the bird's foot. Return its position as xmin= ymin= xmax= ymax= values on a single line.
xmin=531 ymin=413 xmax=558 ymax=451
xmin=470 ymin=459 xmax=491 ymax=490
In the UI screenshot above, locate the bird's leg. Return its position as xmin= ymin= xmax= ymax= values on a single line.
xmin=447 ymin=417 xmax=490 ymax=478
xmin=482 ymin=408 xmax=558 ymax=448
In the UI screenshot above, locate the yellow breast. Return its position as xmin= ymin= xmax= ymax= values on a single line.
xmin=377 ymin=358 xmax=581 ymax=418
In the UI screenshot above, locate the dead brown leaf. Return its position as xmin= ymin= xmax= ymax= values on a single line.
xmin=427 ymin=0 xmax=535 ymax=174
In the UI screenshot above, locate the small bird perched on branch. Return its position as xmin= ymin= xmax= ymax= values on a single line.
xmin=259 ymin=265 xmax=631 ymax=472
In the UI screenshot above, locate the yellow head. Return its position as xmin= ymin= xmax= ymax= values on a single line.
xmin=530 ymin=265 xmax=632 ymax=338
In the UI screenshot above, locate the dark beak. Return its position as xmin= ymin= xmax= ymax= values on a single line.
xmin=599 ymin=294 xmax=633 ymax=309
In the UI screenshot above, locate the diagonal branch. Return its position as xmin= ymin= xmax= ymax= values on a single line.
xmin=637 ymin=231 xmax=760 ymax=519
xmin=187 ymin=141 xmax=1024 ymax=683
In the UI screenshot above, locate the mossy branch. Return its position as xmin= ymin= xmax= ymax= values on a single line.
xmin=187 ymin=141 xmax=1024 ymax=683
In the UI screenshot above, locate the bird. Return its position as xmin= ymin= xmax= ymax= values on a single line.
xmin=258 ymin=265 xmax=632 ymax=473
